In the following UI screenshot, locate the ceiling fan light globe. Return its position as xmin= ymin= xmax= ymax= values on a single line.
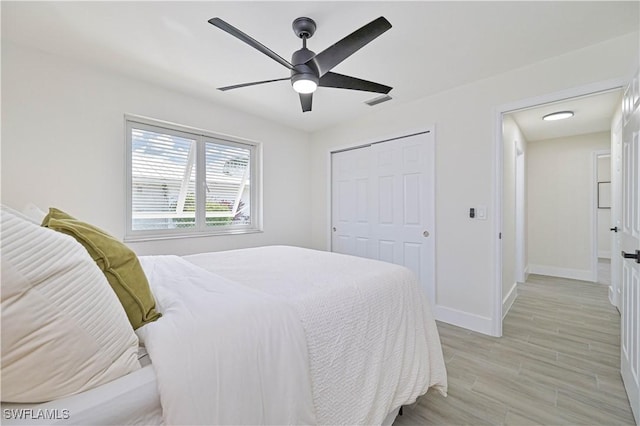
xmin=291 ymin=72 xmax=319 ymax=93
xmin=293 ymin=79 xmax=318 ymax=94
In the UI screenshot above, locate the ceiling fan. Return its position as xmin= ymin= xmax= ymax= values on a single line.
xmin=208 ymin=16 xmax=393 ymax=112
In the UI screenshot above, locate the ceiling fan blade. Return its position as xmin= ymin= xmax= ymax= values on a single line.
xmin=218 ymin=77 xmax=291 ymax=91
xmin=319 ymin=72 xmax=391 ymax=94
xmin=209 ymin=17 xmax=294 ymax=70
xmin=307 ymin=17 xmax=391 ymax=77
xmin=299 ymin=93 xmax=312 ymax=112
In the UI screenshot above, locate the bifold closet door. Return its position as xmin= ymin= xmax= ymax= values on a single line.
xmin=331 ymin=131 xmax=435 ymax=302
xmin=331 ymin=146 xmax=373 ymax=259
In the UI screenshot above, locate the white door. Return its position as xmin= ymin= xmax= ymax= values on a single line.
xmin=331 ymin=146 xmax=372 ymax=259
xmin=621 ymin=71 xmax=640 ymax=425
xmin=612 ymin=120 xmax=623 ymax=308
xmin=331 ymin=132 xmax=436 ymax=302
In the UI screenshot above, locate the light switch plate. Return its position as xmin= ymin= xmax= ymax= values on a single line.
xmin=476 ymin=205 xmax=487 ymax=220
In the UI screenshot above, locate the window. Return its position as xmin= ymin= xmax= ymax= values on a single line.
xmin=125 ymin=116 xmax=261 ymax=241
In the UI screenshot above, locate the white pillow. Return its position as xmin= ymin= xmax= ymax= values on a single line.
xmin=0 ymin=207 xmax=141 ymax=403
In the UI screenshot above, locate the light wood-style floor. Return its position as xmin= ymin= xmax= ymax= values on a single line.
xmin=394 ymin=274 xmax=636 ymax=425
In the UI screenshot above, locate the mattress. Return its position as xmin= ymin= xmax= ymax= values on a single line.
xmin=1 ymin=352 xmax=162 ymax=425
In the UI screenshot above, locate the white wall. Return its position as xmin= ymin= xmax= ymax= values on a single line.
xmin=1 ymin=42 xmax=312 ymax=255
xmin=501 ymin=116 xmax=527 ymax=316
xmin=527 ymin=132 xmax=610 ymax=280
xmin=597 ymin=155 xmax=612 ymax=258
xmin=3 ymin=29 xmax=637 ymax=335
xmin=309 ymin=33 xmax=638 ymax=333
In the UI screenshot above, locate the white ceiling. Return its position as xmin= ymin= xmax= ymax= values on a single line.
xmin=2 ymin=1 xmax=638 ymax=133
xmin=508 ymin=89 xmax=623 ymax=142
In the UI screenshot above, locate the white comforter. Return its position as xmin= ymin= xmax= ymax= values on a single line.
xmin=136 ymin=255 xmax=317 ymax=425
xmin=185 ymin=246 xmax=447 ymax=425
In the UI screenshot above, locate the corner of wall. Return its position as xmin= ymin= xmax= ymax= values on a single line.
xmin=502 ymin=282 xmax=518 ymax=319
xmin=433 ymin=305 xmax=496 ymax=336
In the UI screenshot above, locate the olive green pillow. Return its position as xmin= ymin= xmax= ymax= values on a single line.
xmin=42 ymin=208 xmax=161 ymax=330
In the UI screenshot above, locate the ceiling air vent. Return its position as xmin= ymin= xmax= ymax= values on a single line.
xmin=365 ymin=94 xmax=392 ymax=106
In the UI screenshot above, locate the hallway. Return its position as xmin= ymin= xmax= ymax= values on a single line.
xmin=394 ymin=274 xmax=634 ymax=425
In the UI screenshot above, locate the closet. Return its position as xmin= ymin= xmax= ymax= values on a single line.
xmin=331 ymin=131 xmax=436 ymax=302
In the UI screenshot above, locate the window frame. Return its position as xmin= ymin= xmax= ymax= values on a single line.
xmin=124 ymin=114 xmax=262 ymax=242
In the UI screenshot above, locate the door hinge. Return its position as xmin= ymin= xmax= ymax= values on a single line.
xmin=499 ymin=233 xmax=502 ymax=239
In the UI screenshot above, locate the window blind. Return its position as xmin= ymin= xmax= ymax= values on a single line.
xmin=131 ymin=128 xmax=197 ymax=230
xmin=204 ymin=141 xmax=251 ymax=227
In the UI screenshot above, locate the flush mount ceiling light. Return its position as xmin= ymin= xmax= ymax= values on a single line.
xmin=542 ymin=111 xmax=574 ymax=121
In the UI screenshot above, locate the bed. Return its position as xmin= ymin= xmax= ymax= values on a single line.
xmin=1 ymin=354 xmax=162 ymax=425
xmin=1 ymin=206 xmax=447 ymax=425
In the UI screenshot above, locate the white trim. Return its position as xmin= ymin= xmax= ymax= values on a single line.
xmin=608 ymin=285 xmax=618 ymax=308
xmin=434 ymin=305 xmax=494 ymax=336
xmin=124 ymin=114 xmax=258 ymax=146
xmin=325 ymin=148 xmax=333 ymax=251
xmin=493 ymin=105 xmax=504 ymax=337
xmin=528 ymin=264 xmax=594 ymax=282
xmin=502 ymin=282 xmax=518 ymax=319
xmin=515 ymin=146 xmax=526 ymax=284
xmin=592 ymin=150 xmax=611 ymax=282
xmin=598 ymin=251 xmax=612 ymax=259
xmin=493 ymin=78 xmax=625 ymax=338
xmin=494 ymin=79 xmax=625 ymax=116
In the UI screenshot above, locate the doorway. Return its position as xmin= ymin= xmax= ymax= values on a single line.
xmin=493 ymin=80 xmax=625 ymax=336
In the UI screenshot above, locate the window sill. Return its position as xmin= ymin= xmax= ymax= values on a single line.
xmin=123 ymin=227 xmax=263 ymax=243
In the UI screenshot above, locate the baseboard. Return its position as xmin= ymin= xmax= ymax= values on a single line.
xmin=502 ymin=283 xmax=518 ymax=319
xmin=609 ymin=285 xmax=616 ymax=308
xmin=433 ymin=305 xmax=494 ymax=336
xmin=528 ymin=264 xmax=594 ymax=282
xmin=598 ymin=251 xmax=611 ymax=259
xmin=524 ymin=265 xmax=530 ymax=282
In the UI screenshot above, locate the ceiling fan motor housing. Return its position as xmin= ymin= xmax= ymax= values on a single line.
xmin=291 ymin=47 xmax=319 ymax=86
